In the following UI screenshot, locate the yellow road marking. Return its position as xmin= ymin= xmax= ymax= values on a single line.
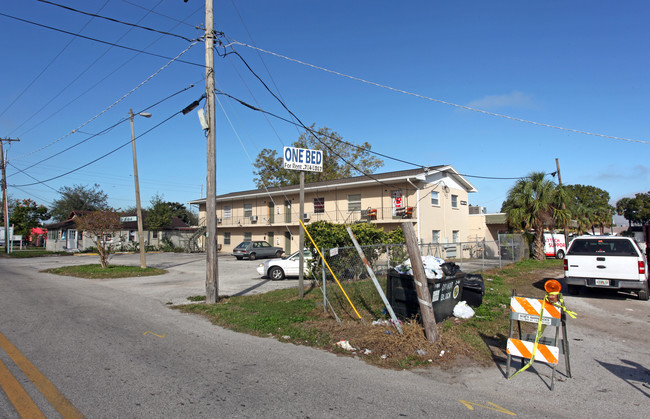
xmin=0 ymin=357 xmax=45 ymax=419
xmin=0 ymin=332 xmax=84 ymax=419
xmin=459 ymin=400 xmax=517 ymax=416
xmin=143 ymin=331 xmax=166 ymax=338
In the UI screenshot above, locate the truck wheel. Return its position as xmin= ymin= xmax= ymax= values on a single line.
xmin=568 ymin=285 xmax=581 ymax=295
xmin=269 ymin=266 xmax=285 ymax=280
xmin=556 ymin=250 xmax=565 ymax=259
xmin=638 ymin=283 xmax=649 ymax=301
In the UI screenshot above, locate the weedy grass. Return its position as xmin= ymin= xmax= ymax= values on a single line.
xmin=44 ymin=264 xmax=167 ymax=279
xmin=178 ymin=258 xmax=564 ymax=369
xmin=1 ymin=249 xmax=71 ymax=258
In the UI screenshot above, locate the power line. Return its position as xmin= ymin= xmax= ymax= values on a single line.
xmin=0 ymin=13 xmax=204 ymax=68
xmin=37 ymin=0 xmax=197 ymax=42
xmin=0 ymin=1 xmax=111 ymax=120
xmin=10 ymin=41 xmax=200 ymax=162
xmin=9 ymin=106 xmax=189 ymax=188
xmin=229 ymin=40 xmax=650 ymax=146
xmin=121 ymin=0 xmax=201 ymax=29
xmin=8 ymin=83 xmax=199 ymax=177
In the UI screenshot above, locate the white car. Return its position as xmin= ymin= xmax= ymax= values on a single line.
xmin=256 ymin=250 xmax=313 ymax=280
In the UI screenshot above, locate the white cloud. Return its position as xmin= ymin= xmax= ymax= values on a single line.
xmin=466 ymin=91 xmax=533 ymax=110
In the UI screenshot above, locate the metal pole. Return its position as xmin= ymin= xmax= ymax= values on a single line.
xmin=298 ymin=171 xmax=305 ymax=298
xmin=1 ymin=138 xmax=20 ymax=254
xmin=322 ymin=247 xmax=327 ymax=314
xmin=205 ymin=0 xmax=218 ymax=303
xmin=129 ymin=109 xmax=146 ymax=269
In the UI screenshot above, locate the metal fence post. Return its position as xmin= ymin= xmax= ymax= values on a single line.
xmin=322 ymin=247 xmax=327 ymax=314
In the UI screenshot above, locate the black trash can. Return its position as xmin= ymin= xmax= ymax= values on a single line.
xmin=386 ymin=269 xmax=465 ymax=323
xmin=462 ymin=273 xmax=485 ymax=308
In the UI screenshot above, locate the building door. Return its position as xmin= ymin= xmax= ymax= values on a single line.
xmin=268 ymin=202 xmax=275 ymax=224
xmin=285 ymin=200 xmax=291 ymax=223
xmin=267 ymin=231 xmax=274 ymax=246
xmin=66 ymin=229 xmax=77 ymax=250
xmin=284 ymin=231 xmax=292 ymax=254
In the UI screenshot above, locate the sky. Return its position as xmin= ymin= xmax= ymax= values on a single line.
xmin=1 ymin=0 xmax=648 ymax=224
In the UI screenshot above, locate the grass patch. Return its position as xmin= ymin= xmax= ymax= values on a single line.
xmin=0 ymin=249 xmax=71 ymax=258
xmin=44 ymin=264 xmax=167 ymax=279
xmin=178 ymin=259 xmax=564 ymax=369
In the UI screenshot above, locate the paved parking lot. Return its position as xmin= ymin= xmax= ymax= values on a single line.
xmin=18 ymin=252 xmax=304 ymax=305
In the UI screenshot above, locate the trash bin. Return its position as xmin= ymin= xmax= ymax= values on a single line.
xmin=462 ymin=273 xmax=485 ymax=308
xmin=386 ymin=269 xmax=465 ymax=323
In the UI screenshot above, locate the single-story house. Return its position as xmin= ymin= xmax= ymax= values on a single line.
xmin=45 ymin=211 xmax=198 ymax=252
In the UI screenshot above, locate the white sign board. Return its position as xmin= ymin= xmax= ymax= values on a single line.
xmin=120 ymin=216 xmax=137 ymax=222
xmin=283 ymin=147 xmax=323 ymax=172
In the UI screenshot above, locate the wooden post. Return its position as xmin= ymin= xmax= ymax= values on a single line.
xmin=402 ymin=221 xmax=439 ymax=342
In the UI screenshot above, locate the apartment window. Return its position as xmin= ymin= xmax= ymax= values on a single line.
xmin=347 ymin=194 xmax=361 ymax=212
xmin=244 ymin=204 xmax=252 ymax=217
xmin=452 ymin=230 xmax=459 ymax=243
xmin=432 ymin=230 xmax=440 ymax=244
xmin=451 ymin=194 xmax=458 ymax=208
xmin=431 ymin=191 xmax=439 ymax=206
xmin=152 ymin=231 xmax=158 ymax=239
xmin=244 ymin=232 xmax=252 ymax=242
xmin=224 ymin=232 xmax=231 ymax=245
xmin=129 ymin=230 xmax=136 ymax=242
xmin=224 ymin=206 xmax=232 ymax=218
xmin=313 ymin=197 xmax=325 ymax=214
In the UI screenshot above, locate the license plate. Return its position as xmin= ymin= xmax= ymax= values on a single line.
xmin=595 ymin=279 xmax=610 ymax=286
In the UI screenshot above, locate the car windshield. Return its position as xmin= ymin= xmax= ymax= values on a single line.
xmin=568 ymin=238 xmax=638 ymax=256
xmin=287 ymin=250 xmax=312 ymax=259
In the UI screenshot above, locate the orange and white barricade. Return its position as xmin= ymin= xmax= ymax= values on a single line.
xmin=506 ymin=281 xmax=574 ymax=390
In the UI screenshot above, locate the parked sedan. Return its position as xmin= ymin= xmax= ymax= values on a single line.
xmin=257 ymin=250 xmax=313 ymax=280
xmin=232 ymin=241 xmax=284 ymax=260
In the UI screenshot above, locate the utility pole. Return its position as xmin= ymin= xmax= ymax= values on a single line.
xmin=1 ymin=138 xmax=20 ymax=254
xmin=555 ymin=158 xmax=569 ymax=242
xmin=129 ymin=109 xmax=150 ymax=269
xmin=298 ymin=171 xmax=305 ymax=298
xmin=205 ymin=0 xmax=219 ymax=303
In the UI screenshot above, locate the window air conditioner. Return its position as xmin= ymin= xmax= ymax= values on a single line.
xmin=303 ymin=213 xmax=310 ymax=221
xmin=217 ymin=218 xmax=222 ymax=223
xmin=250 ymin=215 xmax=258 ymax=222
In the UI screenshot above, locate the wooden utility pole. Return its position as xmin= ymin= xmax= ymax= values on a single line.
xmin=555 ymin=158 xmax=569 ymax=242
xmin=129 ymin=109 xmax=148 ymax=269
xmin=1 ymin=138 xmax=20 ymax=254
xmin=204 ymin=0 xmax=219 ymax=303
xmin=402 ymin=221 xmax=439 ymax=342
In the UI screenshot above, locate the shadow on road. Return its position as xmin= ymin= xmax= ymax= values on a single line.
xmin=595 ymin=359 xmax=650 ymax=398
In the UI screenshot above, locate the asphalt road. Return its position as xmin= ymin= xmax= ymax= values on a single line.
xmin=0 ymin=253 xmax=648 ymax=418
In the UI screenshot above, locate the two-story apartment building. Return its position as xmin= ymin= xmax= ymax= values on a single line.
xmin=188 ymin=165 xmax=478 ymax=254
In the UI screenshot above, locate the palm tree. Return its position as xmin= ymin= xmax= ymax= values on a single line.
xmin=502 ymin=172 xmax=557 ymax=260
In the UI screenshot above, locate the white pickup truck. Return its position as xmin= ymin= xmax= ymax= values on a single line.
xmin=564 ymin=235 xmax=649 ymax=300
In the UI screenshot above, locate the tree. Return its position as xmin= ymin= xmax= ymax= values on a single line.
xmin=616 ymin=192 xmax=650 ymax=227
xmin=252 ymin=125 xmax=384 ymax=188
xmin=75 ymin=210 xmax=122 ymax=268
xmin=501 ymin=172 xmax=559 ymax=260
xmin=50 ymin=184 xmax=109 ymax=222
xmin=9 ymin=199 xmax=50 ymax=239
xmin=0 ymin=193 xmax=16 ymax=224
xmin=565 ymin=184 xmax=615 ymax=234
xmin=146 ymin=194 xmax=174 ymax=231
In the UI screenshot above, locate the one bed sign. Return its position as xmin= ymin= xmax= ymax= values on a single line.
xmin=283 ymin=146 xmax=323 ymax=172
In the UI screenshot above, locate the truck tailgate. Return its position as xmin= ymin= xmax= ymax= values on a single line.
xmin=567 ymin=255 xmax=642 ymax=281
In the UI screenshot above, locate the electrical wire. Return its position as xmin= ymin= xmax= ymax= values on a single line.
xmin=10 ymin=41 xmax=200 ymax=162
xmin=8 ymin=83 xmax=199 ymax=177
xmin=228 ymin=40 xmax=650 ymax=146
xmin=121 ymin=0 xmax=201 ymax=29
xmin=0 ymin=1 xmax=111 ymax=120
xmin=37 ymin=0 xmax=197 ymax=42
xmin=0 ymin=13 xmax=204 ymax=68
xmin=215 ymin=89 xmax=538 ymax=181
xmin=9 ymin=107 xmax=186 ymax=188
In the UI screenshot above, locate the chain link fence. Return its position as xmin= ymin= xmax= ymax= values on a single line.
xmin=314 ymin=235 xmax=527 ymax=283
